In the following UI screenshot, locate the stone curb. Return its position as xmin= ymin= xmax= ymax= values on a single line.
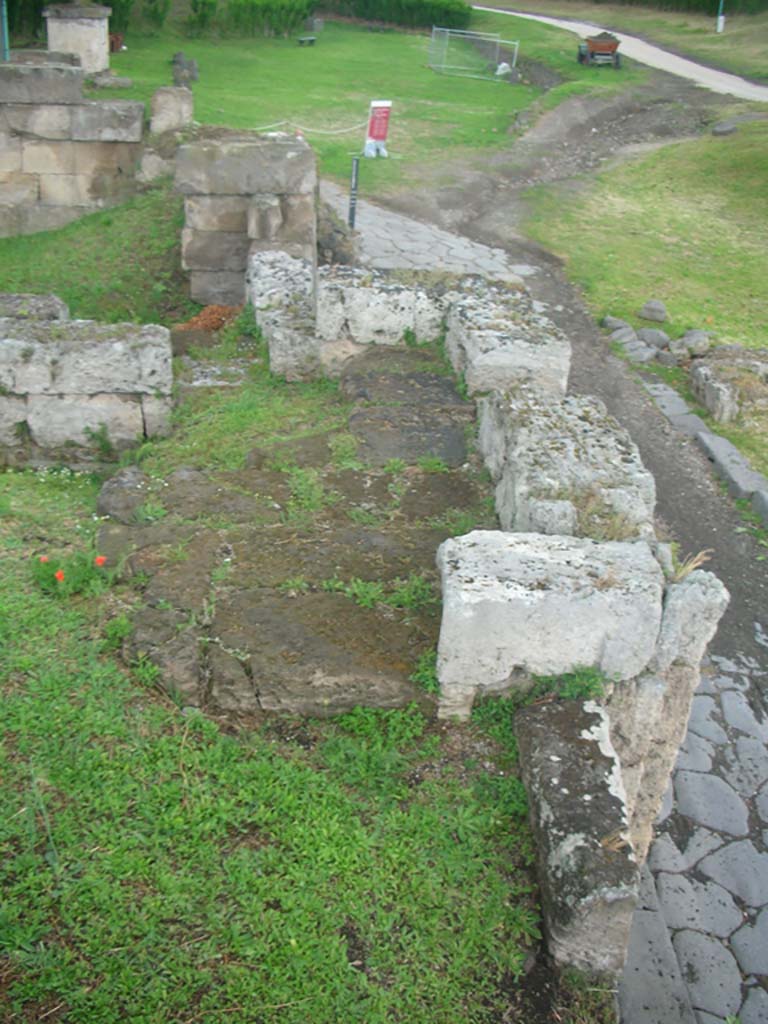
xmin=643 ymin=380 xmax=768 ymax=526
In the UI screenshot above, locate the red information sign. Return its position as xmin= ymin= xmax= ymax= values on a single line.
xmin=364 ymin=100 xmax=391 ymax=158
xmin=366 ymin=100 xmax=392 ymax=143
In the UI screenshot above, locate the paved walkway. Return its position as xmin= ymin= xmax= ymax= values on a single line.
xmin=322 ymin=179 xmax=768 ymax=1023
xmin=474 ymin=6 xmax=768 ymax=103
xmin=320 ymin=181 xmax=536 ymax=281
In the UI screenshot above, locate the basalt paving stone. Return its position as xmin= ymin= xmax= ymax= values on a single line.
xmin=618 ymin=868 xmax=697 ymax=1024
xmin=649 ymin=833 xmax=687 ymax=874
xmin=675 ymin=731 xmax=715 ymax=773
xmin=720 ymin=689 xmax=768 ymax=740
xmin=721 ymin=736 xmax=768 ymax=799
xmin=650 ymin=828 xmax=724 ymax=874
xmin=225 ymin=524 xmax=444 ymax=589
xmin=675 ymin=827 xmax=728 ymax=871
xmin=757 ymin=783 xmax=768 ymax=825
xmin=210 ymin=589 xmax=432 ymax=717
xmin=349 ymin=406 xmax=468 ymax=469
xmin=740 ymin=985 xmax=768 ymax=1024
xmin=655 ymin=873 xmax=743 ymax=937
xmin=730 ymin=908 xmax=768 ymax=976
xmin=698 ymin=840 xmax=768 ymax=907
xmin=672 ymin=930 xmax=742 ymax=1019
xmin=674 ymin=771 xmax=749 ymax=836
xmin=687 ymin=694 xmax=729 ymax=745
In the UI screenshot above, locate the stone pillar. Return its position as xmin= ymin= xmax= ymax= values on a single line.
xmin=44 ymin=5 xmax=111 ymax=74
xmin=175 ymin=133 xmax=317 ymax=306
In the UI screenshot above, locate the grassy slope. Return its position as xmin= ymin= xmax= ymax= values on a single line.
xmin=0 ymin=465 xmax=538 ymax=1024
xmin=525 ymin=120 xmax=768 ymax=475
xmin=477 ymin=0 xmax=768 ymax=82
xmin=526 ymin=122 xmax=768 ymax=346
xmin=0 ymin=187 xmax=195 ymax=325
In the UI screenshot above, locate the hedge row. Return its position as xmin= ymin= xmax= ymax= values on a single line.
xmin=322 ymin=0 xmax=472 ymax=29
xmin=228 ymin=0 xmax=314 ymax=34
xmin=591 ymin=0 xmax=767 ymax=12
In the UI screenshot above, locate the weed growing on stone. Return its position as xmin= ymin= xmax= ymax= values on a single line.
xmin=669 ymin=544 xmax=713 ymax=582
xmin=409 ymin=647 xmax=440 ymax=694
xmin=285 ymin=467 xmax=336 ymax=523
xmin=472 ymin=667 xmax=608 ymax=761
xmin=83 ymin=423 xmax=117 ymax=461
xmin=533 ymin=666 xmax=607 ymax=702
xmin=329 ymin=432 xmax=363 ymax=471
xmin=417 ymin=455 xmax=450 ymax=473
xmin=279 ymin=575 xmax=311 ymax=594
xmin=133 ymin=500 xmax=168 ymax=523
xmin=321 ymin=573 xmax=436 ymax=613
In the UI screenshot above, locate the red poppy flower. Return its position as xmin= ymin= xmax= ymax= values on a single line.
xmin=55 ymin=569 xmax=65 ymax=582
xmin=94 ymin=555 xmax=107 ymax=567
xmin=39 ymin=555 xmax=49 ymax=563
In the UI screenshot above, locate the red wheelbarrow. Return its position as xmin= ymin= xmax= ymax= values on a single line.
xmin=577 ymin=32 xmax=622 ymax=68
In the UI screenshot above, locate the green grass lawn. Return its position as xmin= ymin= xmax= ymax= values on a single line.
xmin=0 ymin=187 xmax=195 ymax=325
xmin=106 ymin=17 xmax=645 ymax=191
xmin=477 ymin=0 xmax=768 ymax=83
xmin=0 ymin=465 xmax=539 ymax=1024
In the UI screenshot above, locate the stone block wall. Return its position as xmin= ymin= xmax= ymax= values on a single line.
xmin=0 ymin=63 xmax=143 ymax=237
xmin=0 ymin=294 xmax=172 ymax=465
xmin=175 ymin=135 xmax=318 ymax=306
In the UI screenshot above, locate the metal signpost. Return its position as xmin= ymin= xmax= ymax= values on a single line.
xmin=1 ymin=0 xmax=10 ymax=62
xmin=348 ymin=156 xmax=360 ymax=229
xmin=348 ymin=100 xmax=392 ymax=229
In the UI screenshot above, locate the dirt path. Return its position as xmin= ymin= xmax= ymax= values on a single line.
xmin=377 ymin=69 xmax=767 ymax=674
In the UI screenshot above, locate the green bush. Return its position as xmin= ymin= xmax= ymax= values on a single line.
xmin=594 ymin=0 xmax=767 ymax=12
xmin=142 ymin=0 xmax=171 ymax=30
xmin=228 ymin=0 xmax=313 ymax=35
xmin=109 ymin=0 xmax=136 ymax=32
xmin=187 ymin=0 xmax=218 ymax=34
xmin=322 ymin=0 xmax=471 ymax=30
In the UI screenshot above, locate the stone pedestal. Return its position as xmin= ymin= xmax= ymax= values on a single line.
xmin=44 ymin=5 xmax=111 ymax=75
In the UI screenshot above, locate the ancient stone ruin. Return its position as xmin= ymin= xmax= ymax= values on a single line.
xmin=237 ymin=248 xmax=729 ymax=976
xmin=175 ymin=135 xmax=318 ymax=306
xmin=0 ymin=293 xmax=172 ymax=464
xmin=0 ymin=120 xmax=732 ymax=982
xmin=0 ymin=62 xmax=144 ymax=236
